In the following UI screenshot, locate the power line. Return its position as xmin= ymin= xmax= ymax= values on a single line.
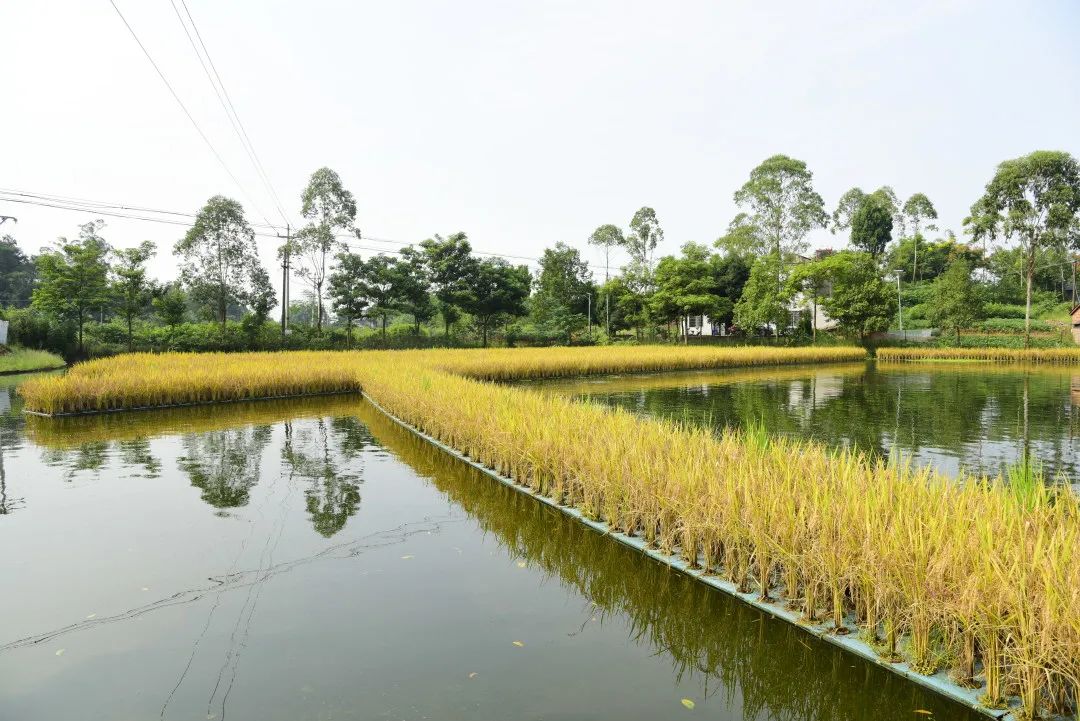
xmin=106 ymin=0 xmax=279 ymax=230
xmin=0 ymin=188 xmax=611 ymax=271
xmin=167 ymin=0 xmax=291 ymax=226
xmin=0 ymin=188 xmax=282 ymax=230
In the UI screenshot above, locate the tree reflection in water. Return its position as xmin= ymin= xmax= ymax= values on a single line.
xmin=281 ymin=416 xmax=371 ymax=537
xmin=351 ymin=400 xmax=977 ymax=721
xmin=178 ymin=425 xmax=273 ymax=508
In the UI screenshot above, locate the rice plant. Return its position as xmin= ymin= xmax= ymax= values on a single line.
xmin=19 ymin=344 xmax=1080 ymax=719
xmin=878 ymin=347 xmax=1080 ymax=364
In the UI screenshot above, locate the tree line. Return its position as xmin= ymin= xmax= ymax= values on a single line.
xmin=2 ymin=150 xmax=1078 ymax=356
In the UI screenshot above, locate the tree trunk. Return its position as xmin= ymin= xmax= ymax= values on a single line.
xmin=78 ymin=309 xmax=85 ymax=355
xmin=482 ymin=322 xmax=489 ymax=347
xmin=219 ymin=292 xmax=227 ymax=329
xmin=346 ymin=317 xmax=353 ymax=348
xmin=127 ymin=314 xmax=134 ymax=353
xmin=381 ymin=313 xmax=387 ymax=337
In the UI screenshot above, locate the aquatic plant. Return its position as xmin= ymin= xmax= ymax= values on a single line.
xmin=878 ymin=347 xmax=1080 ymax=364
xmin=19 ymin=344 xmax=1080 ymax=719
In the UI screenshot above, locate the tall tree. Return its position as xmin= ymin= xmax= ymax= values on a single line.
xmin=734 ymin=252 xmax=789 ymax=336
xmin=293 ymin=167 xmax=359 ymax=332
xmin=111 ymin=240 xmax=156 ymax=352
xmin=531 ymin=242 xmax=594 ymax=341
xmin=831 ymin=187 xmax=867 ymax=233
xmin=624 ymin=207 xmax=664 ymax=280
xmin=733 ymin=155 xmax=827 ymax=290
xmin=587 ymin=224 xmax=624 ymax=282
xmin=356 ymin=254 xmax=402 ymax=336
xmin=715 ymin=212 xmax=768 ymax=258
xmin=901 ymin=193 xmax=938 ymax=281
xmin=395 ymin=247 xmax=435 ymax=335
xmin=789 ymin=251 xmax=895 ymax=346
xmin=651 ymin=242 xmax=730 ymax=341
xmin=465 ymin=258 xmax=530 ymax=347
xmin=420 ymin=232 xmax=476 ymax=337
xmin=0 ymin=235 xmax=36 ymax=304
xmin=327 ymin=251 xmax=370 ymax=344
xmin=174 ymin=196 xmax=264 ymax=328
xmin=33 ymin=221 xmax=112 ymax=354
xmin=153 ymin=282 xmax=188 ymax=327
xmin=849 ymin=195 xmax=893 ymax=257
xmin=965 ymin=150 xmax=1080 ymax=346
xmin=928 ymin=258 xmax=983 ymax=343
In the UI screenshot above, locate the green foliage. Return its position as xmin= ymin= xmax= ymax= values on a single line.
xmin=0 ymin=348 xmax=65 ymax=373
xmin=735 ymin=253 xmax=790 ymax=334
xmin=33 ymin=221 xmax=112 ymax=354
xmin=849 ymin=194 xmax=893 ymax=257
xmin=928 ymin=258 xmax=984 ymax=341
xmin=152 ymin=284 xmax=188 ymax=327
xmin=651 ymin=242 xmax=746 ymax=334
xmin=625 ymin=207 xmax=664 ymax=273
xmin=791 ymin=251 xmax=895 ymax=345
xmin=293 ymin=167 xmax=359 ymax=332
xmin=733 ymin=154 xmax=827 ymax=262
xmin=0 ymin=234 xmax=36 ymax=304
xmin=420 ymin=232 xmax=476 ymax=336
xmin=587 ymin=224 xmax=624 ymax=281
xmin=530 ymin=242 xmax=595 ymax=341
xmin=464 ymin=258 xmax=530 ymax=347
xmin=175 ymin=196 xmax=266 ymax=328
xmin=112 ymin=240 xmax=156 ymax=351
xmin=966 ymin=150 xmax=1080 ymax=345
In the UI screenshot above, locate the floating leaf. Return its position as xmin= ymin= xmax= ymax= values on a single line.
xmin=85 ymin=613 xmax=96 ymax=620
xmin=401 ymin=555 xmax=414 ymax=560
xmin=681 ymin=698 xmax=695 ymax=710
xmin=468 ymin=672 xmax=478 ymax=679
xmin=141 ymin=587 xmax=149 ymax=591
xmin=516 ymin=561 xmax=526 ymax=568
xmin=55 ymin=648 xmax=65 ymax=657
xmin=913 ymin=712 xmax=933 ymax=717
xmin=512 ymin=640 xmax=524 ymax=647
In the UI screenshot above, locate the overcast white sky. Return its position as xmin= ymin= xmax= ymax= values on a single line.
xmin=2 ymin=0 xmax=1079 ymax=290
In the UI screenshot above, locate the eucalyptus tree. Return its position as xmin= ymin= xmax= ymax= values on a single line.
xmin=292 ymin=167 xmax=359 ymax=332
xmin=966 ymin=150 xmax=1080 ymax=346
xmin=587 ymin=224 xmax=624 ymax=282
xmin=112 ymin=240 xmax=156 ymax=351
xmin=356 ymin=254 xmax=403 ymax=336
xmin=832 ymin=186 xmax=899 ymax=234
xmin=714 ymin=212 xmax=768 ymax=259
xmin=901 ymin=193 xmax=938 ymax=281
xmin=33 ymin=220 xmax=112 ymax=354
xmin=733 ymin=155 xmax=827 ymax=289
xmin=624 ymin=207 xmax=664 ymax=275
xmin=174 ymin=196 xmax=266 ymax=328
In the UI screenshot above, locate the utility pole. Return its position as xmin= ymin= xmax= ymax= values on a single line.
xmin=278 ymin=223 xmax=290 ymax=337
xmin=587 ymin=293 xmax=592 ymax=340
xmin=895 ymin=269 xmax=904 ymax=340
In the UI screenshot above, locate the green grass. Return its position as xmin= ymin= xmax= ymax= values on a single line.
xmin=0 ymin=348 xmax=66 ymax=374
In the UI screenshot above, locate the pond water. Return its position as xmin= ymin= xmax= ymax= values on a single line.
xmin=529 ymin=361 xmax=1080 ymax=485
xmin=0 ymin=373 xmax=982 ymax=721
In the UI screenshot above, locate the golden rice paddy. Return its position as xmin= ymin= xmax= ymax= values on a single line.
xmin=878 ymin=347 xmax=1080 ymax=364
xmin=18 ymin=345 xmax=1080 ymax=719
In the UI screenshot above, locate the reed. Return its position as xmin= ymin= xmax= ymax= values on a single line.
xmin=20 ymin=344 xmax=1080 ymax=719
xmin=878 ymin=347 xmax=1080 ymax=364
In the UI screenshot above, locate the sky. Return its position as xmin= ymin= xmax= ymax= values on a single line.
xmin=2 ymin=0 xmax=1079 ymax=298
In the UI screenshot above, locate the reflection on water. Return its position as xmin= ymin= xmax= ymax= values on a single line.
xmin=531 ymin=361 xmax=1080 ymax=483
xmin=0 ymin=380 xmax=981 ymax=720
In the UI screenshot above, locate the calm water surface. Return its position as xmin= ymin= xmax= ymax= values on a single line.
xmin=530 ymin=361 xmax=1080 ymax=484
xmin=0 ymin=373 xmax=982 ymax=720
